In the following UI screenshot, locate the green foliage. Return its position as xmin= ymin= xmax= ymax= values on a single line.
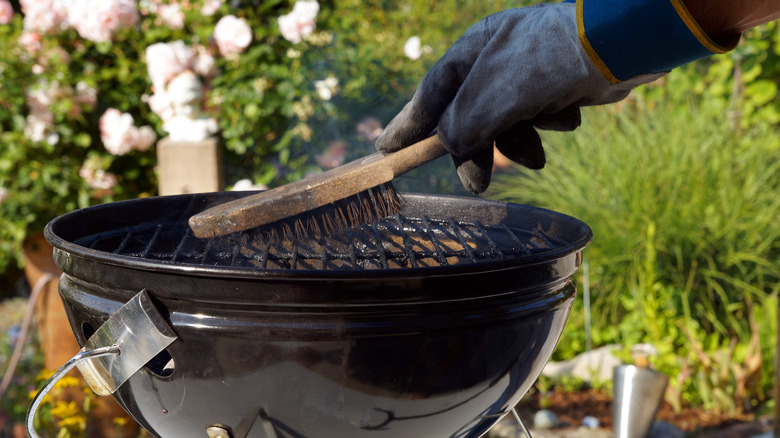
xmin=0 ymin=0 xmax=528 ymax=275
xmin=0 ymin=299 xmax=44 ymax=424
xmin=490 ymin=63 xmax=780 ymax=412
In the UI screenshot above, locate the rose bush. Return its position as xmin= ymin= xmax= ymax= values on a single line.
xmin=0 ymin=0 xmax=520 ymax=278
xmin=0 ymin=0 xmax=12 ymax=24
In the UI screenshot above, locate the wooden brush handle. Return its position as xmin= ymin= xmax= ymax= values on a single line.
xmin=188 ymin=134 xmax=448 ymax=238
xmin=291 ymin=132 xmax=447 ymax=199
xmin=379 ymin=134 xmax=449 ymax=176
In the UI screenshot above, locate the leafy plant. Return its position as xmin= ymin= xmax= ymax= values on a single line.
xmin=29 ymin=371 xmax=96 ymax=438
xmin=0 ymin=299 xmax=44 ymax=426
xmin=0 ymin=0 xmax=528 ymax=276
xmin=490 ymin=77 xmax=780 ymax=412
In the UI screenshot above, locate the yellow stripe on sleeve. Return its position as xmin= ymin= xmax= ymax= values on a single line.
xmin=576 ymin=0 xmax=621 ymax=84
xmin=668 ymin=0 xmax=740 ymax=54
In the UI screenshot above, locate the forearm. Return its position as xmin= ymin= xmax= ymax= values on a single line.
xmin=683 ymin=0 xmax=780 ymax=39
xmin=574 ymin=0 xmax=780 ymax=82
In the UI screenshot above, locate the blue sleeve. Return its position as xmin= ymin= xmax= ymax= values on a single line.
xmin=574 ymin=0 xmax=740 ymax=83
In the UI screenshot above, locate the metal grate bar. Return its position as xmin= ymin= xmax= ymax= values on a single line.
xmin=320 ymin=238 xmax=329 ymax=270
xmin=533 ymin=228 xmax=555 ymax=248
xmin=291 ymin=242 xmax=299 ymax=270
xmin=501 ymin=224 xmax=531 ymax=256
xmin=171 ymin=227 xmax=192 ymax=262
xmin=370 ymin=222 xmax=389 ymax=269
xmin=395 ymin=215 xmax=419 ymax=268
xmin=84 ymin=234 xmax=100 ymax=250
xmin=141 ymin=224 xmax=164 ymax=259
xmin=200 ymin=239 xmax=215 ymax=265
xmin=346 ymin=230 xmax=358 ymax=269
xmin=114 ymin=228 xmax=133 ymax=254
xmin=260 ymin=241 xmax=270 ymax=269
xmin=422 ymin=216 xmax=448 ymax=266
xmin=448 ymin=218 xmax=475 ymax=264
xmin=475 ymin=223 xmax=504 ymax=261
xmin=73 ymin=203 xmax=567 ymax=270
xmin=230 ymin=234 xmax=245 ymax=267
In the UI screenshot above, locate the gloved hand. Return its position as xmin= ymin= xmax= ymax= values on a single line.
xmin=375 ymin=2 xmax=662 ymax=193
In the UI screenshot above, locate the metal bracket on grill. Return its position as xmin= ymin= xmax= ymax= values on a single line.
xmin=26 ymin=289 xmax=177 ymax=438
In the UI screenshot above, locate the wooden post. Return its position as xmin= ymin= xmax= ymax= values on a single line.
xmin=157 ymin=137 xmax=223 ymax=195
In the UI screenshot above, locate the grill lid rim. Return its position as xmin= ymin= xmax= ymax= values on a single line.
xmin=44 ymin=192 xmax=592 ymax=279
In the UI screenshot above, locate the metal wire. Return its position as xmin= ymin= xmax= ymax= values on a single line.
xmin=512 ymin=407 xmax=534 ymax=438
xmin=141 ymin=224 xmax=163 ymax=258
xmin=448 ymin=218 xmax=475 ymax=264
xmin=394 ymin=215 xmax=418 ymax=268
xmin=88 ymin=212 xmax=556 ymax=271
xmin=421 ymin=216 xmax=447 ymax=266
xmin=370 ymin=222 xmax=389 ymax=269
xmin=114 ymin=227 xmax=133 ymax=254
xmin=501 ymin=223 xmax=531 ymax=255
xmin=27 ymin=346 xmax=121 ymax=438
xmin=475 ymin=222 xmax=504 ymax=261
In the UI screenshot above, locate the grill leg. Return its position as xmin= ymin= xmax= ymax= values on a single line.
xmin=512 ymin=407 xmax=533 ymax=438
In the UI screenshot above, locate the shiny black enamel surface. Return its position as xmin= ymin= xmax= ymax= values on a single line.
xmin=46 ymin=192 xmax=590 ymax=438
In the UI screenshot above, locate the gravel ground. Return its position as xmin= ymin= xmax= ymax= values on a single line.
xmin=489 ymin=418 xmax=613 ymax=438
xmin=487 ymin=415 xmax=774 ymax=438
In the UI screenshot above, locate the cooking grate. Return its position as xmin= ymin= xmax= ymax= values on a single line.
xmin=74 ymin=213 xmax=563 ymax=271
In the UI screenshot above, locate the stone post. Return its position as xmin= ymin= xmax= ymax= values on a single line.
xmin=157 ymin=137 xmax=223 ymax=195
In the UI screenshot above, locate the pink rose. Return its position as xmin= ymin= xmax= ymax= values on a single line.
xmin=147 ymin=90 xmax=174 ymax=121
xmin=157 ymin=3 xmax=184 ymax=30
xmin=213 ymin=15 xmax=252 ymax=56
xmin=20 ymin=0 xmax=67 ymax=34
xmin=24 ymin=80 xmax=66 ymax=143
xmin=18 ymin=31 xmax=41 ymax=55
xmin=25 ymin=81 xmax=56 ymax=127
xmin=100 ymin=108 xmax=135 ymax=155
xmin=278 ymin=0 xmax=319 ymax=44
xmin=74 ymin=81 xmax=97 ymax=108
xmin=145 ymin=41 xmax=194 ymax=91
xmin=191 ymin=44 xmax=217 ymax=78
xmin=100 ymin=108 xmax=157 ymax=156
xmin=79 ymin=166 xmax=118 ymax=190
xmin=200 ymin=0 xmax=223 ymax=17
xmin=0 ymin=0 xmax=14 ymax=25
xmin=134 ymin=126 xmax=157 ymax=152
xmin=68 ymin=0 xmax=138 ymax=43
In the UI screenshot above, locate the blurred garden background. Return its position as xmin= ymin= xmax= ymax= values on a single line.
xmin=0 ymin=0 xmax=778 ymax=436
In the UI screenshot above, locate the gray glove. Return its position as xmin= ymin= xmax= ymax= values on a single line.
xmin=375 ymin=2 xmax=662 ymax=193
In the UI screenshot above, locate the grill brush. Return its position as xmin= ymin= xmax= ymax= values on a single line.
xmin=188 ymin=134 xmax=447 ymax=239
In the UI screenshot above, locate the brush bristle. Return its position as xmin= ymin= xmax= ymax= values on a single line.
xmin=243 ymin=182 xmax=401 ymax=243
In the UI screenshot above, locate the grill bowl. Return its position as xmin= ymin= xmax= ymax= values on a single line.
xmin=45 ymin=191 xmax=591 ymax=438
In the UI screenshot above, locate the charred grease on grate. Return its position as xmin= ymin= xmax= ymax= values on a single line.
xmin=74 ymin=209 xmax=563 ymax=271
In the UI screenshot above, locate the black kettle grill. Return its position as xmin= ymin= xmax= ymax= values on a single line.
xmin=31 ymin=191 xmax=591 ymax=438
